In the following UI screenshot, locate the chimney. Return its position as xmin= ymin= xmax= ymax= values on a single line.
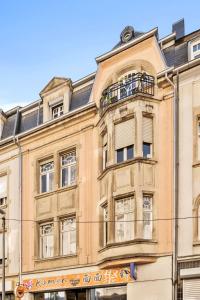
xmin=172 ymin=18 xmax=185 ymax=40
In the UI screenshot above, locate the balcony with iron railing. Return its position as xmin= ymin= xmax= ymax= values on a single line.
xmin=100 ymin=73 xmax=154 ymax=113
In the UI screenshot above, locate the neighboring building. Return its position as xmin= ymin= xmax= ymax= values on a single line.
xmin=166 ymin=22 xmax=200 ymax=300
xmin=1 ymin=19 xmax=199 ymax=300
xmin=0 ymin=109 xmax=21 ymax=300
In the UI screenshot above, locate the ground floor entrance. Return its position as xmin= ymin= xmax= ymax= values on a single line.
xmin=34 ymin=286 xmax=126 ymax=300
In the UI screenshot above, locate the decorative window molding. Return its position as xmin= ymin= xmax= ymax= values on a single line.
xmin=115 ymin=196 xmax=135 ymax=242
xmin=60 ymin=217 xmax=76 ymax=255
xmin=39 ymin=222 xmax=54 ymax=258
xmin=40 ymin=161 xmax=54 ymax=193
xmin=60 ymin=150 xmax=76 ymax=187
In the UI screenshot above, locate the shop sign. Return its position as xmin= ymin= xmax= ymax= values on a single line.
xmin=23 ymin=268 xmax=132 ymax=292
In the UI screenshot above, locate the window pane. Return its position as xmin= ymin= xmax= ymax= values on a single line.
xmin=193 ymin=45 xmax=198 ymax=52
xmin=70 ymin=165 xmax=76 ymax=185
xmin=143 ymin=196 xmax=153 ymax=239
xmin=49 ymin=172 xmax=54 ymax=192
xmin=41 ymin=175 xmax=47 ymax=193
xmin=62 ymin=168 xmax=68 ymax=187
xmin=117 ymin=148 xmax=124 ymax=163
xmin=95 ymin=286 xmax=127 ymax=300
xmin=127 ymin=145 xmax=134 ymax=160
xmin=143 ymin=142 xmax=151 ymax=158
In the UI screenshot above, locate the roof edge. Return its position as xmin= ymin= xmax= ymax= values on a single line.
xmin=95 ymin=27 xmax=158 ymax=63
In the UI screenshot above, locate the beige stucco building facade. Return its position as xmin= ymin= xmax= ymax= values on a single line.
xmin=2 ymin=21 xmax=196 ymax=300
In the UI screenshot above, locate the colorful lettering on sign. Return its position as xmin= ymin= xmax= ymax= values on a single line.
xmin=23 ymin=268 xmax=132 ymax=292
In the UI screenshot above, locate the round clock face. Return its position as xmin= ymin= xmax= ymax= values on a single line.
xmin=121 ymin=26 xmax=134 ymax=43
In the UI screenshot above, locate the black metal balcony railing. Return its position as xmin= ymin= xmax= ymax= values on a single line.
xmin=100 ymin=73 xmax=154 ymax=112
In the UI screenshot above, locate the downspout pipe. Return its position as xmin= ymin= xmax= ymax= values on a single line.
xmin=13 ymin=108 xmax=22 ymax=284
xmin=165 ymin=71 xmax=179 ymax=300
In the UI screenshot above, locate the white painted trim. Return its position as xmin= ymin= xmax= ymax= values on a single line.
xmin=180 ymin=267 xmax=200 ymax=278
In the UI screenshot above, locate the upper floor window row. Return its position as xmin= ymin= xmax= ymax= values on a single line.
xmin=40 ymin=150 xmax=77 ymax=193
xmin=52 ymin=103 xmax=64 ymax=119
xmin=100 ymin=72 xmax=154 ymax=113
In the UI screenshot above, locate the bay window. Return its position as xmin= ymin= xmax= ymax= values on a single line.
xmin=115 ymin=197 xmax=135 ymax=242
xmin=143 ymin=116 xmax=153 ymax=158
xmin=143 ymin=195 xmax=153 ymax=239
xmin=115 ymin=119 xmax=135 ymax=163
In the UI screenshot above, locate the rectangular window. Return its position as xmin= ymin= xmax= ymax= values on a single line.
xmin=115 ymin=118 xmax=135 ymax=163
xmin=52 ymin=103 xmax=64 ymax=119
xmin=40 ymin=161 xmax=54 ymax=193
xmin=61 ymin=150 xmax=76 ymax=187
xmin=0 ymin=175 xmax=7 ymax=206
xmin=190 ymin=40 xmax=200 ymax=60
xmin=40 ymin=223 xmax=54 ymax=258
xmin=103 ymin=204 xmax=108 ymax=247
xmin=143 ymin=195 xmax=153 ymax=239
xmin=143 ymin=116 xmax=153 ymax=158
xmin=60 ymin=217 xmax=76 ymax=255
xmin=102 ymin=133 xmax=108 ymax=170
xmin=0 ymin=232 xmax=7 ymax=261
xmin=95 ymin=286 xmax=127 ymax=300
xmin=115 ymin=197 xmax=134 ymax=242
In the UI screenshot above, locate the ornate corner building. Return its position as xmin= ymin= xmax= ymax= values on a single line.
xmin=0 ymin=19 xmax=200 ymax=300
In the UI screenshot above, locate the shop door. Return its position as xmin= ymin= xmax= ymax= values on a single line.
xmin=66 ymin=291 xmax=86 ymax=300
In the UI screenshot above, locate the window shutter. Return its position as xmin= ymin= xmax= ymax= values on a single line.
xmin=115 ymin=119 xmax=135 ymax=150
xmin=0 ymin=176 xmax=7 ymax=199
xmin=183 ymin=279 xmax=200 ymax=300
xmin=143 ymin=117 xmax=153 ymax=143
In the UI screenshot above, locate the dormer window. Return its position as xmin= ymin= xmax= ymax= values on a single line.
xmin=52 ymin=103 xmax=64 ymax=119
xmin=189 ymin=39 xmax=200 ymax=60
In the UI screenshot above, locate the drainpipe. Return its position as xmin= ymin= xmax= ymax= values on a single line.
xmin=13 ymin=108 xmax=22 ymax=285
xmin=165 ymin=71 xmax=179 ymax=300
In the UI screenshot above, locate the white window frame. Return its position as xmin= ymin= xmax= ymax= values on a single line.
xmin=40 ymin=161 xmax=54 ymax=193
xmin=39 ymin=222 xmax=54 ymax=258
xmin=60 ymin=150 xmax=76 ymax=187
xmin=115 ymin=197 xmax=135 ymax=242
xmin=52 ymin=103 xmax=64 ymax=119
xmin=116 ymin=145 xmax=134 ymax=163
xmin=60 ymin=217 xmax=76 ymax=255
xmin=103 ymin=204 xmax=108 ymax=247
xmin=189 ymin=39 xmax=200 ymax=60
xmin=143 ymin=195 xmax=153 ymax=239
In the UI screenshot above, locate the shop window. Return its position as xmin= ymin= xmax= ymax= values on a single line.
xmin=40 ymin=161 xmax=54 ymax=193
xmin=39 ymin=222 xmax=54 ymax=258
xmin=60 ymin=217 xmax=76 ymax=255
xmin=52 ymin=103 xmax=64 ymax=119
xmin=143 ymin=195 xmax=153 ymax=239
xmin=115 ymin=197 xmax=135 ymax=242
xmin=115 ymin=119 xmax=135 ymax=163
xmin=95 ymin=286 xmax=127 ymax=300
xmin=143 ymin=116 xmax=153 ymax=158
xmin=0 ymin=175 xmax=7 ymax=206
xmin=60 ymin=150 xmax=76 ymax=187
xmin=102 ymin=132 xmax=108 ymax=170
